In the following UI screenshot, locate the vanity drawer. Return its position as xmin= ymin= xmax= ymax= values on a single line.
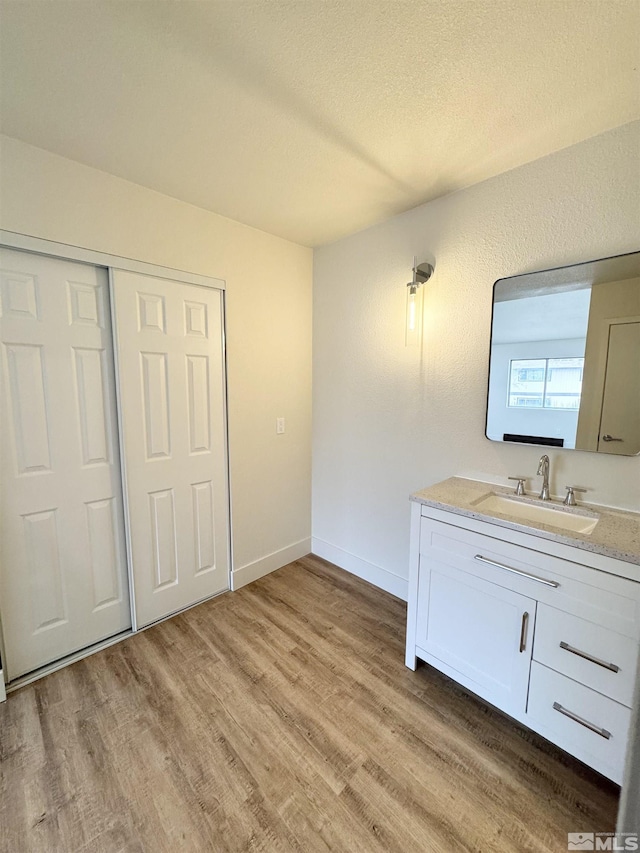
xmin=533 ymin=604 xmax=638 ymax=707
xmin=527 ymin=662 xmax=631 ymax=783
xmin=419 ymin=517 xmax=640 ymax=639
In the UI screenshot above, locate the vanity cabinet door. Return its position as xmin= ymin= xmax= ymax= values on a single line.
xmin=415 ymin=559 xmax=536 ymax=717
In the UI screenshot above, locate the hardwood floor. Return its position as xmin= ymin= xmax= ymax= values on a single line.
xmin=1 ymin=556 xmax=618 ymax=852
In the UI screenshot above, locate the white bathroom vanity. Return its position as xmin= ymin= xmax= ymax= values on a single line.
xmin=406 ymin=477 xmax=640 ymax=784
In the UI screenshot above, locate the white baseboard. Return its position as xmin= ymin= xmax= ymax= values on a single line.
xmin=311 ymin=538 xmax=408 ymax=601
xmin=231 ymin=538 xmax=311 ymax=591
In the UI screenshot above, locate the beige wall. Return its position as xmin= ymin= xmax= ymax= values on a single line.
xmin=312 ymin=121 xmax=640 ymax=600
xmin=0 ymin=135 xmax=313 ymax=582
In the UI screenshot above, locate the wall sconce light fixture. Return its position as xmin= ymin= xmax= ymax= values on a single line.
xmin=406 ymin=257 xmax=434 ymax=346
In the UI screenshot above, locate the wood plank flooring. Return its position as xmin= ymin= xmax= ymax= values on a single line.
xmin=1 ymin=555 xmax=619 ymax=852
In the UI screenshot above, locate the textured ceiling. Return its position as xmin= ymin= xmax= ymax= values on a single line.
xmin=1 ymin=0 xmax=638 ymax=247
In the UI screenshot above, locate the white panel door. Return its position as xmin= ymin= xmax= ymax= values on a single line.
xmin=0 ymin=248 xmax=131 ymax=680
xmin=111 ymin=270 xmax=229 ymax=628
xmin=597 ymin=321 xmax=640 ymax=454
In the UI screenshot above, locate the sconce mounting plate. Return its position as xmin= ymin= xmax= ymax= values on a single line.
xmin=414 ymin=262 xmax=434 ymax=284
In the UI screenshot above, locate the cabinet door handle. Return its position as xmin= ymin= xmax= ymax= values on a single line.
xmin=552 ymin=702 xmax=611 ymax=739
xmin=601 ymin=434 xmax=623 ymax=442
xmin=474 ymin=555 xmax=560 ymax=588
xmin=519 ymin=612 xmax=529 ymax=653
xmin=559 ymin=641 xmax=620 ymax=673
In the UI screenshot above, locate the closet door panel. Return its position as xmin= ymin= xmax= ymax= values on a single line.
xmin=0 ymin=248 xmax=131 ymax=680
xmin=111 ymin=270 xmax=229 ymax=629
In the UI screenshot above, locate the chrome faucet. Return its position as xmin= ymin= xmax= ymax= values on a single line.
xmin=537 ymin=454 xmax=551 ymax=501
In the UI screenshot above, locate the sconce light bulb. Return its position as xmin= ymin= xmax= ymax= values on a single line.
xmin=408 ymin=288 xmax=417 ymax=331
xmin=405 ymin=259 xmax=432 ymax=347
xmin=405 ymin=282 xmax=423 ymax=346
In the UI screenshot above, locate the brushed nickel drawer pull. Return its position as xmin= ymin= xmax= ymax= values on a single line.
xmin=552 ymin=702 xmax=611 ymax=739
xmin=559 ymin=641 xmax=620 ymax=673
xmin=519 ymin=612 xmax=529 ymax=653
xmin=474 ymin=555 xmax=560 ymax=588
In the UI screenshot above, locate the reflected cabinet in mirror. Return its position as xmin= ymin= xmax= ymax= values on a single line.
xmin=486 ymin=251 xmax=640 ymax=456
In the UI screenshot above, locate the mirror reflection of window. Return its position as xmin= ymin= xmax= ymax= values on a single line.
xmin=545 ymin=358 xmax=583 ymax=409
xmin=508 ymin=359 xmax=546 ymax=408
xmin=487 ymin=287 xmax=590 ymax=448
xmin=508 ymin=358 xmax=584 ymax=410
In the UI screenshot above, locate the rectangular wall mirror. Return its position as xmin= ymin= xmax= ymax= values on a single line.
xmin=486 ymin=251 xmax=640 ymax=456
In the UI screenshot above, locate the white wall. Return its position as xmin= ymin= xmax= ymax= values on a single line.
xmin=0 ymin=135 xmax=313 ymax=586
xmin=312 ymin=121 xmax=640 ymax=600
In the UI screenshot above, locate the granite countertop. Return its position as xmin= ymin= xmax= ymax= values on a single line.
xmin=411 ymin=476 xmax=640 ymax=566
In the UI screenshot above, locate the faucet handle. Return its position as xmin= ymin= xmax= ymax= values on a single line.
xmin=508 ymin=476 xmax=527 ymax=496
xmin=563 ymin=485 xmax=587 ymax=506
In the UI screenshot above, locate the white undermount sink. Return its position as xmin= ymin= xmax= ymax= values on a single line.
xmin=472 ymin=493 xmax=600 ymax=535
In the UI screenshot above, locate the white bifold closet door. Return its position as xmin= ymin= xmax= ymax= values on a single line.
xmin=0 ymin=248 xmax=131 ymax=680
xmin=111 ymin=270 xmax=229 ymax=629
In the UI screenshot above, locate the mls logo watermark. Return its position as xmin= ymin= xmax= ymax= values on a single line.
xmin=568 ymin=833 xmax=639 ymax=851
